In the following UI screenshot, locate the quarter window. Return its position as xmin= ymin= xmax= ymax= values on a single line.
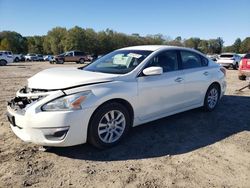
xmin=146 ymin=50 xmax=179 ymax=72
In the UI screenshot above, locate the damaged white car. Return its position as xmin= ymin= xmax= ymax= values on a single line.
xmin=7 ymin=46 xmax=226 ymax=148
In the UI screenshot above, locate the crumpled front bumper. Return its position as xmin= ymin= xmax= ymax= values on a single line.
xmin=6 ymin=88 xmax=95 ymax=147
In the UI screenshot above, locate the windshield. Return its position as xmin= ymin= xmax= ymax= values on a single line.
xmin=83 ymin=50 xmax=152 ymax=74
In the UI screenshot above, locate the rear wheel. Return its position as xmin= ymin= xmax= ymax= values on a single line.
xmin=203 ymin=84 xmax=220 ymax=111
xmin=88 ymin=102 xmax=131 ymax=149
xmin=79 ymin=58 xmax=84 ymax=64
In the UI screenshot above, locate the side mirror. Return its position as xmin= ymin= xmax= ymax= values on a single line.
xmin=143 ymin=67 xmax=163 ymax=76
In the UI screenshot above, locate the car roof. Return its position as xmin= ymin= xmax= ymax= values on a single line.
xmin=119 ymin=45 xmax=199 ymax=52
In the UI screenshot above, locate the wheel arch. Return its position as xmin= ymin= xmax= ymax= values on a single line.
xmin=0 ymin=59 xmax=7 ymax=65
xmin=204 ymin=81 xmax=221 ymax=103
xmin=86 ymin=98 xmax=134 ymax=146
xmin=87 ymin=98 xmax=134 ymax=137
xmin=88 ymin=98 xmax=134 ymax=129
xmin=209 ymin=81 xmax=221 ymax=94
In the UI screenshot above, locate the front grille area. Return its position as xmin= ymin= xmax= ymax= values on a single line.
xmin=8 ymin=87 xmax=50 ymax=114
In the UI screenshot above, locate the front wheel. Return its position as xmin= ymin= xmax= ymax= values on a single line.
xmin=57 ymin=59 xmax=64 ymax=64
xmin=88 ymin=102 xmax=131 ymax=149
xmin=203 ymin=84 xmax=220 ymax=111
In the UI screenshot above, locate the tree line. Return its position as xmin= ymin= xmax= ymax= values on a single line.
xmin=0 ymin=26 xmax=250 ymax=55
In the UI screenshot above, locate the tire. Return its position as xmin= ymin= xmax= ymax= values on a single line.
xmin=0 ymin=59 xmax=7 ymax=66
xmin=238 ymin=75 xmax=246 ymax=80
xmin=203 ymin=84 xmax=220 ymax=112
xmin=57 ymin=59 xmax=64 ymax=64
xmin=88 ymin=102 xmax=131 ymax=149
xmin=79 ymin=58 xmax=84 ymax=64
xmin=14 ymin=57 xmax=19 ymax=62
xmin=233 ymin=62 xmax=238 ymax=70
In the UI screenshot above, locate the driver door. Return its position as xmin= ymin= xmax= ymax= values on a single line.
xmin=65 ymin=52 xmax=73 ymax=62
xmin=137 ymin=50 xmax=186 ymax=121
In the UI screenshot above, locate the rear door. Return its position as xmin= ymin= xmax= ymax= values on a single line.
xmin=179 ymin=50 xmax=211 ymax=106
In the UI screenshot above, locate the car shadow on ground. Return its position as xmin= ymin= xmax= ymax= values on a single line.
xmin=7 ymin=64 xmax=33 ymax=66
xmin=47 ymin=95 xmax=250 ymax=161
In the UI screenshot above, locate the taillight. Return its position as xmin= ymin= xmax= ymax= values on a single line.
xmin=220 ymin=67 xmax=226 ymax=76
xmin=240 ymin=58 xmax=250 ymax=68
xmin=247 ymin=60 xmax=250 ymax=66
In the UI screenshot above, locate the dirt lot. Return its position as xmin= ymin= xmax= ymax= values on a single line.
xmin=0 ymin=62 xmax=249 ymax=188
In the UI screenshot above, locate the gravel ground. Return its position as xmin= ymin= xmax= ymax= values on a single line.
xmin=0 ymin=62 xmax=249 ymax=188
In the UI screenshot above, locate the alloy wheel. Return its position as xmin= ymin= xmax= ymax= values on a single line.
xmin=97 ymin=110 xmax=126 ymax=144
xmin=207 ymin=88 xmax=218 ymax=109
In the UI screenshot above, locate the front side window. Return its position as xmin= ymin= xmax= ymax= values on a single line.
xmin=180 ymin=50 xmax=202 ymax=69
xmin=146 ymin=50 xmax=179 ymax=72
xmin=83 ymin=50 xmax=152 ymax=74
xmin=66 ymin=52 xmax=73 ymax=56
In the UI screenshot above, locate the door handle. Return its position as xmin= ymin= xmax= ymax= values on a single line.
xmin=203 ymin=71 xmax=209 ymax=76
xmin=175 ymin=77 xmax=183 ymax=82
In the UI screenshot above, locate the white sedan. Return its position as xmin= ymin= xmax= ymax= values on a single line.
xmin=7 ymin=45 xmax=226 ymax=148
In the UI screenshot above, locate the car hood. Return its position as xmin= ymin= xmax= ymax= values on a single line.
xmin=28 ymin=67 xmax=119 ymax=90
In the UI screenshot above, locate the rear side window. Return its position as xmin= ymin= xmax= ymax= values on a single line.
xmin=180 ymin=50 xmax=203 ymax=69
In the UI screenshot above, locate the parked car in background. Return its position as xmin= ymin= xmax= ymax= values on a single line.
xmin=207 ymin=54 xmax=218 ymax=62
xmin=50 ymin=53 xmax=65 ymax=64
xmin=0 ymin=51 xmax=14 ymax=66
xmin=43 ymin=55 xmax=53 ymax=61
xmin=52 ymin=51 xmax=89 ymax=64
xmin=217 ymin=53 xmax=241 ymax=69
xmin=0 ymin=51 xmax=25 ymax=62
xmin=36 ymin=54 xmax=44 ymax=61
xmin=7 ymin=45 xmax=226 ymax=148
xmin=25 ymin=54 xmax=37 ymax=61
xmin=13 ymin=54 xmax=24 ymax=62
xmin=238 ymin=53 xmax=250 ymax=80
xmin=0 ymin=51 xmax=14 ymax=58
